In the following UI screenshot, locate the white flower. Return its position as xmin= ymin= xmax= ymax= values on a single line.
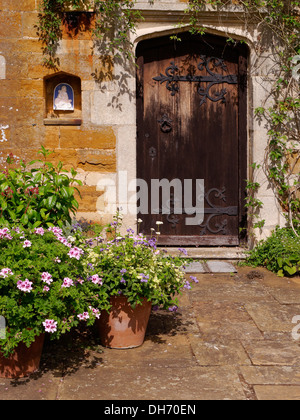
xmin=156 ymin=221 xmax=163 ymax=225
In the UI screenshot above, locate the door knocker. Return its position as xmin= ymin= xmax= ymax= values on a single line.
xmin=158 ymin=114 xmax=173 ymax=133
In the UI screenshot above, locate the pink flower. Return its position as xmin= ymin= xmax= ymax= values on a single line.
xmin=68 ymin=247 xmax=84 ymax=260
xmin=17 ymin=279 xmax=33 ymax=293
xmin=56 ymin=235 xmax=71 ymax=248
xmin=89 ymin=306 xmax=100 ymax=319
xmin=43 ymin=286 xmax=50 ymax=292
xmin=0 ymin=268 xmax=13 ymax=278
xmin=48 ymin=227 xmax=63 ymax=236
xmin=91 ymin=274 xmax=103 ymax=285
xmin=43 ymin=319 xmax=57 ymax=333
xmin=77 ymin=312 xmax=90 ymax=321
xmin=23 ymin=240 xmax=32 ymax=248
xmin=41 ymin=272 xmax=53 ymax=285
xmin=34 ymin=227 xmax=45 ymax=236
xmin=0 ymin=228 xmax=12 ymax=240
xmin=61 ymin=277 xmax=74 ymax=288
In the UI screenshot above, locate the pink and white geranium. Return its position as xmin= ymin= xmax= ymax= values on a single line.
xmin=61 ymin=277 xmax=74 ymax=288
xmin=41 ymin=272 xmax=53 ymax=285
xmin=43 ymin=319 xmax=58 ymax=333
xmin=89 ymin=306 xmax=101 ymax=319
xmin=48 ymin=226 xmax=63 ymax=236
xmin=17 ymin=279 xmax=33 ymax=293
xmin=0 ymin=228 xmax=13 ymax=240
xmin=34 ymin=227 xmax=45 ymax=236
xmin=91 ymin=274 xmax=103 ymax=285
xmin=77 ymin=312 xmax=90 ymax=321
xmin=23 ymin=240 xmax=32 ymax=248
xmin=68 ymin=247 xmax=84 ymax=260
xmin=0 ymin=268 xmax=13 ymax=278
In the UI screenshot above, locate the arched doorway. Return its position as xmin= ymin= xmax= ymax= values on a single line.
xmin=136 ymin=32 xmax=248 ymax=246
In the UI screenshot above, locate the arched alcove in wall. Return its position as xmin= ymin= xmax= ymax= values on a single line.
xmin=44 ymin=72 xmax=82 ymax=125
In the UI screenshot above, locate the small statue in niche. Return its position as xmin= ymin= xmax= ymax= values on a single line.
xmin=53 ymin=83 xmax=74 ymax=111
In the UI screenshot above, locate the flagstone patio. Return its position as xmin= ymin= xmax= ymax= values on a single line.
xmin=1 ymin=265 xmax=300 ymax=401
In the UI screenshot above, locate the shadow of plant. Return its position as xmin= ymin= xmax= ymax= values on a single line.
xmin=145 ymin=310 xmax=192 ymax=344
xmin=7 ymin=326 xmax=104 ymax=386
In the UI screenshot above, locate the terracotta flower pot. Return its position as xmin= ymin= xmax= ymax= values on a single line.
xmin=97 ymin=296 xmax=152 ymax=349
xmin=0 ymin=334 xmax=45 ymax=379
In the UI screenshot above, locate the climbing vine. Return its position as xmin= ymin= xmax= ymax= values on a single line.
xmin=177 ymin=0 xmax=300 ymax=236
xmin=36 ymin=0 xmax=300 ymax=236
xmin=36 ymin=0 xmax=142 ymax=68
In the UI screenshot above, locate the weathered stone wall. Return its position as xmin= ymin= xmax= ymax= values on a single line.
xmin=0 ymin=0 xmax=285 ymax=243
xmin=0 ymin=0 xmax=116 ymax=223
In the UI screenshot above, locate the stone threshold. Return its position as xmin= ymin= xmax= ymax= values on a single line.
xmin=184 ymin=260 xmax=238 ymax=274
xmin=162 ymin=247 xmax=248 ymax=261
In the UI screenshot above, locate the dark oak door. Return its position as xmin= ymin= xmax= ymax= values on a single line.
xmin=136 ymin=33 xmax=247 ymax=246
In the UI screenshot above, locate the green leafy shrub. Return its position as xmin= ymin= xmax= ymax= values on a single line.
xmin=0 ymin=226 xmax=110 ymax=357
xmin=244 ymin=227 xmax=300 ymax=277
xmin=0 ymin=147 xmax=82 ymax=228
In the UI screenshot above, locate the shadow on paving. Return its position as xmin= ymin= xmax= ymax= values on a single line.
xmin=6 ymin=310 xmax=187 ymax=388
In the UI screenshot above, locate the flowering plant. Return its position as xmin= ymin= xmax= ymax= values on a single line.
xmin=82 ymin=213 xmax=197 ymax=312
xmin=0 ymin=226 xmax=109 ymax=357
xmin=0 ymin=146 xmax=82 ymax=229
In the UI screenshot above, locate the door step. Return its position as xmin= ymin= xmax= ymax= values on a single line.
xmin=162 ymin=247 xmax=248 ymax=261
xmin=184 ymin=260 xmax=237 ymax=273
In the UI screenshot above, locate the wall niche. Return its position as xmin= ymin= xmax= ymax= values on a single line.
xmin=44 ymin=72 xmax=82 ymax=125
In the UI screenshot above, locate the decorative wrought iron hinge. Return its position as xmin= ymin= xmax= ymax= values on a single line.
xmin=200 ymin=187 xmax=238 ymax=235
xmin=153 ymin=55 xmax=238 ymax=106
xmin=152 ymin=187 xmax=237 ymax=235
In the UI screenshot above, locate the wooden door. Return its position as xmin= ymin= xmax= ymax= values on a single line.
xmin=136 ymin=33 xmax=247 ymax=246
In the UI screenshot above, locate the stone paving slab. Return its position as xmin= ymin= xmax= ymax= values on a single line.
xmin=244 ymin=302 xmax=300 ymax=333
xmin=254 ymin=385 xmax=300 ymax=400
xmin=242 ymin=340 xmax=300 ymax=366
xmin=58 ymin=366 xmax=246 ymax=401
xmin=206 ymin=261 xmax=237 ymax=273
xmin=184 ymin=261 xmax=237 ymax=273
xmin=240 ymin=366 xmax=300 ymax=385
xmin=1 ymin=266 xmax=300 ymax=400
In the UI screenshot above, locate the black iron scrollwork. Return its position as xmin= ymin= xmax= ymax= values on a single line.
xmin=153 ymin=55 xmax=238 ymax=106
xmin=200 ymin=187 xmax=238 ymax=235
xmin=152 ymin=186 xmax=237 ymax=234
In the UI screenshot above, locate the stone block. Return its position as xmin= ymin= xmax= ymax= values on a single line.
xmin=0 ymin=0 xmax=37 ymax=11
xmin=0 ymin=12 xmax=22 ymax=38
xmin=4 ymin=53 xmax=29 ymax=80
xmin=27 ymin=63 xmax=55 ymax=80
xmin=60 ymin=126 xmax=116 ymax=149
xmin=254 ymin=385 xmax=300 ymax=401
xmin=9 ymin=125 xmax=44 ymax=149
xmin=0 ymin=80 xmax=43 ymax=98
xmin=243 ymin=340 xmax=300 ymax=366
xmin=74 ymin=185 xmax=104 ymax=212
xmin=206 ymin=261 xmax=237 ymax=273
xmin=43 ymin=126 xmax=60 ymax=149
xmin=77 ymin=149 xmax=116 ymax=172
xmin=47 ymin=149 xmax=79 ymax=171
xmin=244 ymin=302 xmax=300 ymax=333
xmin=21 ymin=12 xmax=39 ymax=38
